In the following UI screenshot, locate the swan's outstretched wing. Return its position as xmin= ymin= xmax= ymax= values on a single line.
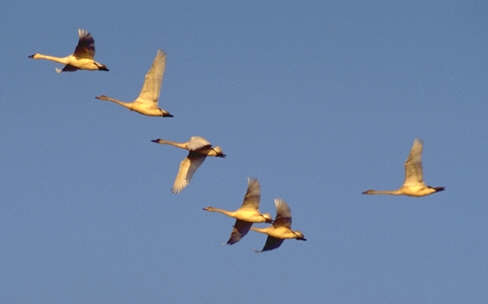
xmin=227 ymin=220 xmax=252 ymax=245
xmin=240 ymin=178 xmax=260 ymax=210
xmin=403 ymin=138 xmax=424 ymax=186
xmin=187 ymin=136 xmax=212 ymax=151
xmin=273 ymin=198 xmax=292 ymax=228
xmin=172 ymin=152 xmax=206 ymax=194
xmin=258 ymin=236 xmax=284 ymax=252
xmin=136 ymin=49 xmax=166 ymax=105
xmin=73 ymin=29 xmax=95 ymax=59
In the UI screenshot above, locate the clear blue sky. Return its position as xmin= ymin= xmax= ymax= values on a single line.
xmin=1 ymin=0 xmax=487 ymax=303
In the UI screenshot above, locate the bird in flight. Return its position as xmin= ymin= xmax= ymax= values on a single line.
xmin=151 ymin=136 xmax=225 ymax=193
xmin=251 ymin=198 xmax=306 ymax=252
xmin=96 ymin=49 xmax=173 ymax=117
xmin=29 ymin=29 xmax=109 ymax=73
xmin=202 ymin=178 xmax=273 ymax=245
xmin=362 ymin=138 xmax=445 ymax=197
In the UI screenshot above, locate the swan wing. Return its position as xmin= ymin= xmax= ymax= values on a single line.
xmin=187 ymin=136 xmax=212 ymax=151
xmin=136 ymin=49 xmax=166 ymax=106
xmin=258 ymin=236 xmax=284 ymax=252
xmin=227 ymin=220 xmax=252 ymax=245
xmin=73 ymin=29 xmax=95 ymax=59
xmin=403 ymin=138 xmax=425 ymax=186
xmin=61 ymin=64 xmax=79 ymax=72
xmin=240 ymin=178 xmax=260 ymax=210
xmin=172 ymin=152 xmax=206 ymax=194
xmin=273 ymin=198 xmax=292 ymax=228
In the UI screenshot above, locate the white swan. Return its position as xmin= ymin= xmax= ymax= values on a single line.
xmin=202 ymin=178 xmax=272 ymax=245
xmin=151 ymin=136 xmax=225 ymax=193
xmin=251 ymin=199 xmax=306 ymax=252
xmin=29 ymin=29 xmax=109 ymax=73
xmin=362 ymin=138 xmax=445 ymax=197
xmin=96 ymin=49 xmax=172 ymax=117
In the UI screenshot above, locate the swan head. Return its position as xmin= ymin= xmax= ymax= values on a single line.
xmin=212 ymin=146 xmax=226 ymax=158
xmin=202 ymin=206 xmax=214 ymax=212
xmin=362 ymin=189 xmax=374 ymax=195
xmin=294 ymin=231 xmax=306 ymax=241
xmin=95 ymin=95 xmax=109 ymax=101
xmin=262 ymin=213 xmax=273 ymax=223
xmin=28 ymin=53 xmax=39 ymax=59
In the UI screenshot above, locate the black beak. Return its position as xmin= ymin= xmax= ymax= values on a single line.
xmin=151 ymin=139 xmax=159 ymax=143
xmin=100 ymin=65 xmax=109 ymax=71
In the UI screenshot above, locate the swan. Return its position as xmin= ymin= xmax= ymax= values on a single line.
xmin=362 ymin=138 xmax=445 ymax=197
xmin=28 ymin=29 xmax=109 ymax=73
xmin=251 ymin=198 xmax=306 ymax=252
xmin=151 ymin=136 xmax=225 ymax=193
xmin=96 ymin=49 xmax=172 ymax=117
xmin=202 ymin=178 xmax=273 ymax=245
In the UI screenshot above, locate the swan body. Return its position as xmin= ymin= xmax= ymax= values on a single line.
xmin=28 ymin=29 xmax=109 ymax=73
xmin=362 ymin=138 xmax=445 ymax=197
xmin=251 ymin=199 xmax=306 ymax=252
xmin=96 ymin=49 xmax=172 ymax=117
xmin=203 ymin=178 xmax=272 ymax=245
xmin=151 ymin=136 xmax=225 ymax=193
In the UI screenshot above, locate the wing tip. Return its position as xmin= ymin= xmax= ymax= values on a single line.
xmin=78 ymin=28 xmax=88 ymax=37
xmin=274 ymin=198 xmax=285 ymax=207
xmin=157 ymin=49 xmax=167 ymax=57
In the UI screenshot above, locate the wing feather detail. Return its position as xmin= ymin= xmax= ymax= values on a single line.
xmin=172 ymin=152 xmax=206 ymax=194
xmin=136 ymin=49 xmax=166 ymax=106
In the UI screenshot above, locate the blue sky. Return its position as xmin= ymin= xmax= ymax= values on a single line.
xmin=1 ymin=0 xmax=487 ymax=303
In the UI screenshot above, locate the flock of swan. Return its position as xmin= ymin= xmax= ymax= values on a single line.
xmin=29 ymin=29 xmax=445 ymax=252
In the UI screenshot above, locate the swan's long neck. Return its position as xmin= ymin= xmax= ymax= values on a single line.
xmin=363 ymin=189 xmax=402 ymax=195
xmin=203 ymin=206 xmax=235 ymax=218
xmin=154 ymin=139 xmax=187 ymax=150
xmin=97 ymin=96 xmax=132 ymax=109
xmin=250 ymin=226 xmax=270 ymax=235
xmin=31 ymin=53 xmax=69 ymax=65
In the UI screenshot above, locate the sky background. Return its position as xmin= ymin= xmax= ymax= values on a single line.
xmin=1 ymin=0 xmax=487 ymax=303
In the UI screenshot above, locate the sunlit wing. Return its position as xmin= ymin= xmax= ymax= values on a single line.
xmin=227 ymin=220 xmax=253 ymax=245
xmin=73 ymin=29 xmax=95 ymax=59
xmin=172 ymin=152 xmax=206 ymax=194
xmin=239 ymin=178 xmax=260 ymax=210
xmin=187 ymin=136 xmax=212 ymax=151
xmin=273 ymin=198 xmax=292 ymax=228
xmin=136 ymin=49 xmax=166 ymax=105
xmin=259 ymin=236 xmax=284 ymax=252
xmin=403 ymin=138 xmax=424 ymax=186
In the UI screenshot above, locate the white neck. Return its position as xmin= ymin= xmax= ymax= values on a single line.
xmin=32 ymin=53 xmax=69 ymax=65
xmin=154 ymin=139 xmax=187 ymax=150
xmin=204 ymin=207 xmax=235 ymax=218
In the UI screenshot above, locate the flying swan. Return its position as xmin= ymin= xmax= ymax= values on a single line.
xmin=29 ymin=29 xmax=109 ymax=73
xmin=362 ymin=138 xmax=445 ymax=197
xmin=151 ymin=136 xmax=225 ymax=193
xmin=96 ymin=49 xmax=173 ymax=117
xmin=251 ymin=198 xmax=306 ymax=252
xmin=203 ymin=178 xmax=272 ymax=245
